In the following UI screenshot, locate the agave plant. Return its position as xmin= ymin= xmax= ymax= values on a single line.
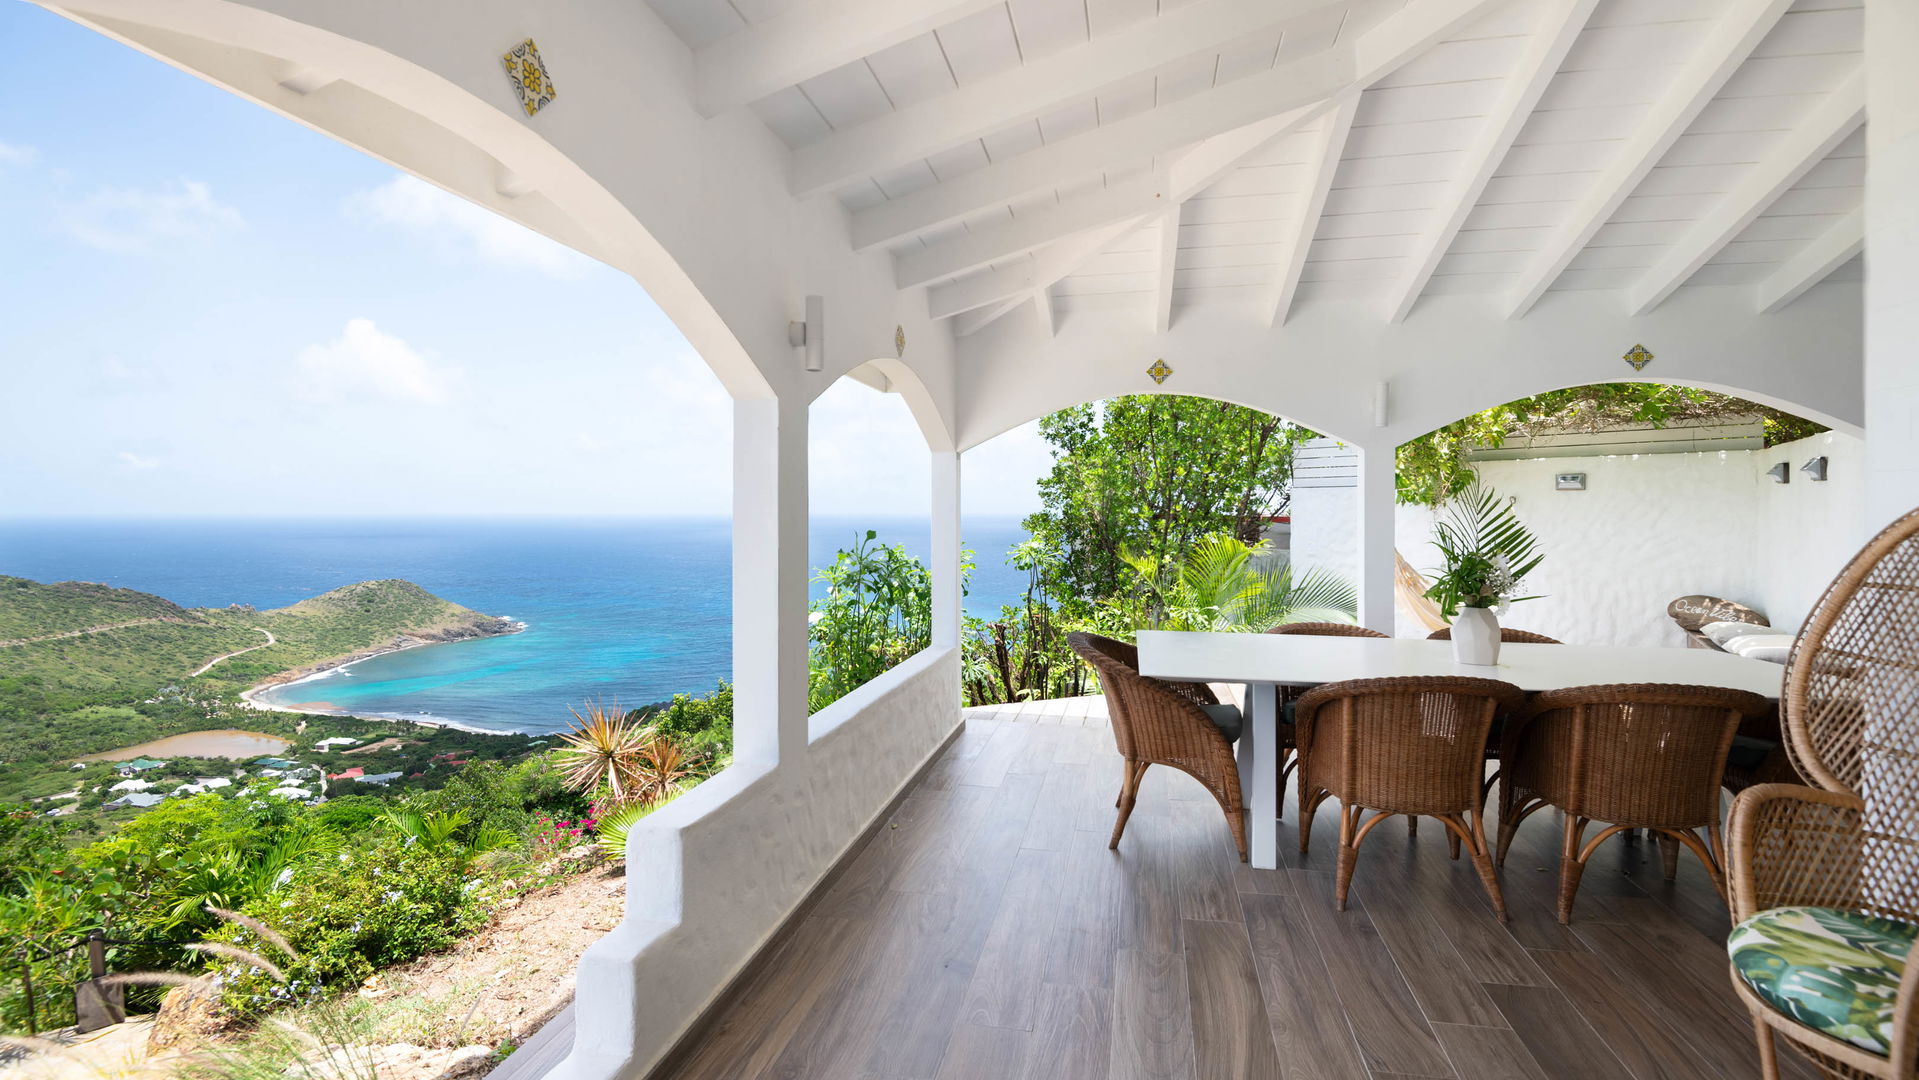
xmin=556 ymin=700 xmax=652 ymax=806
xmin=1122 ymin=533 xmax=1357 ymax=633
xmin=631 ymin=735 xmax=697 ymax=809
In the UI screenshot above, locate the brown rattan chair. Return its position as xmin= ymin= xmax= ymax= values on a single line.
xmin=1067 ymin=632 xmax=1248 ymax=862
xmin=1294 ymin=676 xmax=1526 ymax=920
xmin=1727 ymin=506 xmax=1919 ymax=1080
xmin=1495 ymin=683 xmax=1771 ymax=924
xmin=1268 ymin=622 xmax=1389 ymax=639
xmin=1426 ymin=626 xmax=1563 ymax=644
xmin=1262 ymin=621 xmax=1387 ymax=802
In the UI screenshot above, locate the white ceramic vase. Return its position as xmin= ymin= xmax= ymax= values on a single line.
xmin=1452 ymin=606 xmax=1501 ymax=666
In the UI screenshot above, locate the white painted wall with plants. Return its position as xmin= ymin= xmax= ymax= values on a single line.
xmin=1291 ymin=431 xmax=1865 ymax=646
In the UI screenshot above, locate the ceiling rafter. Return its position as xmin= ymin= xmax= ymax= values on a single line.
xmin=1384 ymin=0 xmax=1600 ymax=325
xmin=1263 ymin=99 xmax=1356 ymax=328
xmin=928 ymin=220 xmax=1144 ymax=320
xmin=855 ymin=0 xmax=1507 ymax=252
xmin=1629 ymin=69 xmax=1865 ymax=316
xmin=924 ymin=111 xmax=1318 ymax=322
xmin=1503 ymin=0 xmax=1796 ymax=319
xmin=926 ymin=0 xmax=1511 ymax=332
xmin=1756 ymin=206 xmax=1862 ymax=313
xmin=788 ymin=0 xmax=1345 ymax=198
xmin=850 ymin=48 xmax=1353 ymax=251
xmin=894 ymin=169 xmax=1166 ymax=289
xmin=694 ymin=0 xmax=1003 ymax=118
xmin=1153 ymin=207 xmax=1180 ymax=334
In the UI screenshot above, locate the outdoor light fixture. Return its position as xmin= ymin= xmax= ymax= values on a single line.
xmin=790 ymin=295 xmax=824 ymax=372
xmin=1802 ymin=456 xmax=1829 ymax=481
xmin=1372 ymin=380 xmax=1390 ymax=427
xmin=1767 ymin=462 xmax=1791 ymax=484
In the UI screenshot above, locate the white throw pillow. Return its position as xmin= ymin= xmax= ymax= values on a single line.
xmin=1725 ymin=633 xmax=1796 ymax=659
xmin=1703 ymin=620 xmax=1770 ymax=646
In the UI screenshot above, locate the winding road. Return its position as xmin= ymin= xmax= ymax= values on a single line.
xmin=189 ymin=627 xmax=276 ymax=676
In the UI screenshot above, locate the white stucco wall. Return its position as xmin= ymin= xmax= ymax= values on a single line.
xmin=1291 ymin=431 xmax=1865 ymax=646
xmin=569 ymin=647 xmax=961 ymax=1080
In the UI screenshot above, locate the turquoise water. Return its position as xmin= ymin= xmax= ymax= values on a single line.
xmin=0 ymin=516 xmax=1032 ymax=734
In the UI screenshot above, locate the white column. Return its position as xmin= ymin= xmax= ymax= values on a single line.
xmin=930 ymin=450 xmax=962 ymax=650
xmin=1866 ymin=0 xmax=1919 ymax=527
xmin=1357 ymin=444 xmax=1398 ymax=634
xmin=731 ymin=395 xmax=811 ymax=768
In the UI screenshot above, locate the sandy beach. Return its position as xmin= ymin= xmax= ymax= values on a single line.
xmin=238 ymin=621 xmax=527 ymax=736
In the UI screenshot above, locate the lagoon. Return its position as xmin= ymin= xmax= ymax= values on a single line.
xmin=79 ymin=729 xmax=293 ymax=762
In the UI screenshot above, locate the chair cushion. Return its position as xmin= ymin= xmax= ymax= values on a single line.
xmin=1200 ymin=703 xmax=1242 ymax=743
xmin=1727 ymin=734 xmax=1779 ymax=771
xmin=1728 ymin=905 xmax=1918 ymax=1057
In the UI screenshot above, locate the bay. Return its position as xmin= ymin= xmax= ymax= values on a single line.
xmin=0 ymin=515 xmax=1033 ymax=734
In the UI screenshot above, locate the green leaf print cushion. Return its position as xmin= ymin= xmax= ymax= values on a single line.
xmin=1728 ymin=906 xmax=1918 ymax=1058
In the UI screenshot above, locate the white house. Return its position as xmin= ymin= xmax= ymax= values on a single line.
xmin=27 ymin=1 xmax=1917 ymax=1077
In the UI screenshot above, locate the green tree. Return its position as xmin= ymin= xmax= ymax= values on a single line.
xmin=1024 ymin=396 xmax=1315 ymax=621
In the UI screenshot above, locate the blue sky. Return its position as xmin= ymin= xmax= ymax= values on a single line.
xmin=0 ymin=5 xmax=1049 ymax=520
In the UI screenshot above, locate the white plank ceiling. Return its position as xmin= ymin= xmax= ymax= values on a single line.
xmin=647 ymin=0 xmax=1865 ymax=332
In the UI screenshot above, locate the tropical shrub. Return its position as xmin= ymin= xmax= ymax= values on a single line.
xmin=214 ymin=842 xmax=489 ymax=1011
xmin=1114 ymin=534 xmax=1357 ymax=633
xmin=808 ymin=531 xmax=935 ymax=711
xmin=643 ymin=680 xmax=733 ymax=763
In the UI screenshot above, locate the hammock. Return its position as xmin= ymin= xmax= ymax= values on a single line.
xmin=1395 ymin=551 xmax=1450 ymax=633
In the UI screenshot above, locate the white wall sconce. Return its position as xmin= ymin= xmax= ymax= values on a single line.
xmin=1555 ymin=473 xmax=1585 ymax=491
xmin=1766 ymin=462 xmax=1791 ymax=484
xmin=1372 ymin=380 xmax=1390 ymax=427
xmin=790 ymin=295 xmax=824 ymax=372
xmin=1801 ymin=456 xmax=1829 ymax=481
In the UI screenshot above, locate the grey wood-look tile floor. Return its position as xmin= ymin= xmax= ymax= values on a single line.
xmin=653 ymin=699 xmax=1810 ymax=1080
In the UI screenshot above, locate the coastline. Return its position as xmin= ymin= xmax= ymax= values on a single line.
xmin=239 ymin=618 xmax=528 ymax=736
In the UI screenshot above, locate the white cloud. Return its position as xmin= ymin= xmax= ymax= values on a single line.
xmin=346 ymin=174 xmax=591 ymax=277
xmin=0 ymin=142 xmax=38 ymax=168
xmin=294 ymin=318 xmax=461 ymax=406
xmin=116 ymin=451 xmax=160 ymax=471
xmin=57 ymin=179 xmax=243 ymax=252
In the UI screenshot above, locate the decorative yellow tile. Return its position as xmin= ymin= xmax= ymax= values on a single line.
xmin=1146 ymin=358 xmax=1173 ymax=384
xmin=1623 ymin=343 xmax=1654 ymax=371
xmin=502 ymin=39 xmax=557 ymax=117
xmin=895 ymin=325 xmax=906 ymax=358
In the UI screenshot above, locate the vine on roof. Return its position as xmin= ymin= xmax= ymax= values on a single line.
xmin=1395 ymin=383 xmax=1827 ymax=507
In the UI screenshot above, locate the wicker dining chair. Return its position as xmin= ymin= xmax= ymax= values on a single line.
xmin=1427 ymin=626 xmax=1563 ymax=644
xmin=1261 ymin=621 xmax=1389 ymax=805
xmin=1066 ymin=632 xmax=1249 ymax=862
xmin=1294 ymin=676 xmax=1526 ymax=920
xmin=1269 ymin=622 xmax=1389 ymax=639
xmin=1725 ymin=505 xmax=1919 ymax=1080
xmin=1494 ymin=683 xmax=1771 ymax=924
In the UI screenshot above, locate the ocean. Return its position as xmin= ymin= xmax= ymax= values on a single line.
xmin=0 ymin=516 xmax=1033 ymax=734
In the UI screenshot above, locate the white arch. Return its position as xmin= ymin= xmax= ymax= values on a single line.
xmin=48 ymin=0 xmax=776 ymax=398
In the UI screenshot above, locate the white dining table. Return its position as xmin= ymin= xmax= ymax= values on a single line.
xmin=1134 ymin=630 xmax=1787 ymax=869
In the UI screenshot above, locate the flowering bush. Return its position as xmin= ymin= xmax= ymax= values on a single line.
xmin=528 ymin=815 xmax=596 ymax=861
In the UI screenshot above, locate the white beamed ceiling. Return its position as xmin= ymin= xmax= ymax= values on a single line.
xmin=647 ymin=0 xmax=1864 ymax=330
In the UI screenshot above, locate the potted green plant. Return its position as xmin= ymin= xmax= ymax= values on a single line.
xmin=1424 ymin=479 xmax=1544 ymax=665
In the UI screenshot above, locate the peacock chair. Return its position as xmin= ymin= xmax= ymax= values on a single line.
xmin=1726 ymin=506 xmax=1919 ymax=1080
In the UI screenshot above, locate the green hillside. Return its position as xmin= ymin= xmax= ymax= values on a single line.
xmin=0 ymin=576 xmax=199 ymax=641
xmin=0 ymin=577 xmax=517 ymax=698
